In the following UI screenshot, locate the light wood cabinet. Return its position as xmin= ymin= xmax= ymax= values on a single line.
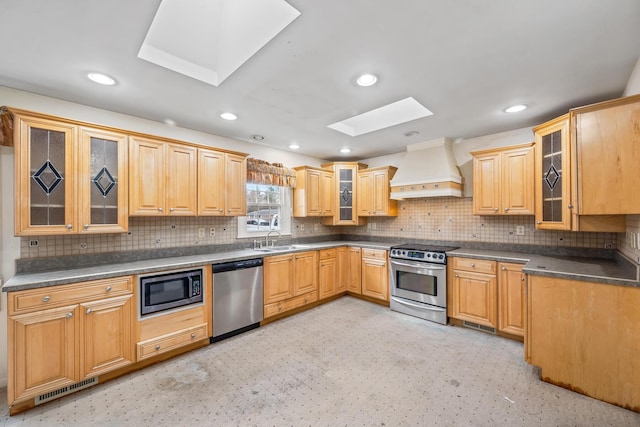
xmin=471 ymin=143 xmax=534 ymax=215
xmin=13 ymin=110 xmax=129 ymax=235
xmin=321 ymin=162 xmax=368 ymax=226
xmin=264 ymin=251 xmax=318 ymax=318
xmin=527 ymin=275 xmax=640 ymax=411
xmin=337 ymin=246 xmax=362 ymax=294
xmin=497 ymin=262 xmax=526 ymax=337
xmin=361 ymin=248 xmax=389 ymax=301
xmin=129 ymin=137 xmax=197 ymax=216
xmin=293 ymin=166 xmax=334 ymax=217
xmin=198 ymin=149 xmax=247 ymax=216
xmin=450 ymin=267 xmax=497 ymax=328
xmin=319 ymin=249 xmax=337 ymax=299
xmin=357 ymin=166 xmax=398 ymax=217
xmin=7 ymin=277 xmax=135 ymax=405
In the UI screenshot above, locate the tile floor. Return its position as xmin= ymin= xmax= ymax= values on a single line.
xmin=1 ymin=296 xmax=639 ymax=426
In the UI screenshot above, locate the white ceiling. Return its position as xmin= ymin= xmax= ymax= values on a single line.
xmin=0 ymin=0 xmax=639 ymax=161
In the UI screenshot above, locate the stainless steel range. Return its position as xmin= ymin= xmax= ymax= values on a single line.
xmin=389 ymin=244 xmax=458 ymax=325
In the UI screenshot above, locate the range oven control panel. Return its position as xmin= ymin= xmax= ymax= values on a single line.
xmin=390 ymin=248 xmax=447 ymax=264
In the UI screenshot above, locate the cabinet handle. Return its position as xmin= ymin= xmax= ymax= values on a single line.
xmin=66 ymin=312 xmax=73 ymax=319
xmin=219 ymin=209 xmax=223 ymax=212
xmin=105 ymin=286 xmax=112 ymax=292
xmin=493 ymin=208 xmax=498 ymax=212
xmin=501 ymin=266 xmax=506 ymax=271
xmin=86 ymin=308 xmax=92 ymax=314
xmin=304 ymin=298 xmax=308 ymax=303
xmin=83 ymin=224 xmax=89 ymax=230
xmin=158 ymin=207 xmax=163 ymax=212
xmin=536 ymin=221 xmax=541 ymax=224
xmin=43 ymin=296 xmax=51 ymax=302
xmin=455 ymin=274 xmax=459 ymax=278
xmin=66 ymin=224 xmax=73 ymax=230
xmin=289 ymin=257 xmax=293 ymax=261
xmin=228 ymin=209 xmax=232 ymax=212
xmin=191 ymin=333 xmax=196 ymax=339
xmin=170 ymin=207 xmax=175 ymax=212
xmin=155 ymin=345 xmax=161 ymax=351
xmin=504 ymin=208 xmax=509 ymax=212
xmin=278 ymin=306 xmax=283 ymax=312
xmin=568 ymin=205 xmax=574 ymax=209
xmin=471 ymin=263 xmax=476 ymax=268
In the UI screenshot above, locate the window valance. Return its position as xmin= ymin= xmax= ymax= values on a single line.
xmin=0 ymin=107 xmax=14 ymax=147
xmin=247 ymin=158 xmax=297 ymax=188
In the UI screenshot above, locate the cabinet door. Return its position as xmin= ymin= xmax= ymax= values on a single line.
xmin=306 ymin=169 xmax=322 ymax=216
xmin=357 ymin=171 xmax=373 ymax=216
xmin=15 ymin=115 xmax=77 ymax=235
xmin=198 ymin=149 xmax=225 ymax=216
xmin=9 ymin=305 xmax=78 ymax=403
xmin=129 ymin=137 xmax=166 ymax=216
xmin=451 ymin=270 xmax=497 ymax=328
xmin=78 ymin=127 xmax=128 ymax=233
xmin=80 ymin=295 xmax=134 ymax=379
xmin=335 ymin=247 xmax=349 ymax=293
xmin=498 ymin=263 xmax=526 ymax=336
xmin=347 ymin=247 xmax=362 ymax=293
xmin=264 ymin=254 xmax=295 ymax=304
xmin=319 ymin=257 xmax=337 ymax=299
xmin=336 ymin=165 xmax=357 ymax=224
xmin=371 ymin=170 xmax=390 ymax=215
xmin=166 ymin=143 xmax=197 ymax=216
xmin=503 ymin=147 xmax=534 ymax=215
xmin=225 ymin=153 xmax=247 ymax=216
xmin=320 ymin=170 xmax=335 ymax=216
xmin=534 ymin=115 xmax=572 ymax=230
xmin=472 ymin=153 xmax=501 ymax=215
xmin=294 ymin=251 xmax=318 ymax=295
xmin=361 ymin=257 xmax=388 ymax=301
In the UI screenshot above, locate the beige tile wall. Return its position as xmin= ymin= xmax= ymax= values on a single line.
xmin=21 ymin=197 xmax=620 ymax=258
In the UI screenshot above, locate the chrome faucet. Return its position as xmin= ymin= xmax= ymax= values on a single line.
xmin=265 ymin=230 xmax=281 ymax=247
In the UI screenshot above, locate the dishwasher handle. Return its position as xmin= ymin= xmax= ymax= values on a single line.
xmin=213 ymin=258 xmax=264 ymax=273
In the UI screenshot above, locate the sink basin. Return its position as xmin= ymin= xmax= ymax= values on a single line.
xmin=252 ymin=244 xmax=312 ymax=253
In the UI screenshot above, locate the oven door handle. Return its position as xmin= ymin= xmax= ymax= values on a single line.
xmin=391 ymin=297 xmax=446 ymax=312
xmin=390 ymin=260 xmax=445 ymax=270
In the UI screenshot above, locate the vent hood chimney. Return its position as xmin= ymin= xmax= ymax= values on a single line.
xmin=389 ymin=137 xmax=464 ymax=199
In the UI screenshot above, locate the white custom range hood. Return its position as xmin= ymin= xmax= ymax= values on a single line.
xmin=389 ymin=137 xmax=464 ymax=199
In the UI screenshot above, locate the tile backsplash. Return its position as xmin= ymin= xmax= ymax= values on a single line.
xmin=21 ymin=197 xmax=620 ymax=258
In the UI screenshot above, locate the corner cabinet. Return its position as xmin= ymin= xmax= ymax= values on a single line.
xmin=293 ymin=166 xmax=335 ymax=217
xmin=471 ymin=143 xmax=534 ymax=215
xmin=13 ymin=110 xmax=129 ymax=235
xmin=321 ymin=162 xmax=368 ymax=226
xmin=357 ymin=166 xmax=398 ymax=217
xmin=361 ymin=248 xmax=389 ymax=301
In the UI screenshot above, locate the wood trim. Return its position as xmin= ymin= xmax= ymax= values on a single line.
xmin=469 ymin=141 xmax=535 ymax=157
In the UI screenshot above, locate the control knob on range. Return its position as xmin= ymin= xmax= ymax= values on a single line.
xmin=439 ymin=254 xmax=444 ymax=259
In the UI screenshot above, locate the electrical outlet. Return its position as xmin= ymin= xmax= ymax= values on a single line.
xmin=170 ymin=224 xmax=176 ymax=230
xmin=516 ymin=226 xmax=525 ymax=236
xmin=198 ymin=228 xmax=205 ymax=238
xmin=79 ymin=243 xmax=88 ymax=249
xmin=209 ymin=227 xmax=215 ymax=237
xmin=604 ymin=243 xmax=613 ymax=249
xmin=156 ymin=238 xmax=161 ymax=244
xmin=300 ymin=224 xmax=305 ymax=232
xmin=29 ymin=240 xmax=39 ymax=247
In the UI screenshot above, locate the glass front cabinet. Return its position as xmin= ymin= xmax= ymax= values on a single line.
xmin=321 ymin=162 xmax=368 ymax=226
xmin=14 ymin=111 xmax=128 ymax=235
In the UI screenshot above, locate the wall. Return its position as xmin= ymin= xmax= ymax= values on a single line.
xmin=623 ymin=57 xmax=640 ymax=97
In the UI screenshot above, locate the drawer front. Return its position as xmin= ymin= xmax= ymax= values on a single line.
xmin=264 ymin=291 xmax=317 ymax=318
xmin=11 ymin=276 xmax=133 ymax=314
xmin=361 ymin=248 xmax=386 ymax=259
xmin=452 ymin=257 xmax=496 ymax=274
xmin=136 ymin=323 xmax=208 ymax=361
xmin=319 ymin=248 xmax=336 ymax=260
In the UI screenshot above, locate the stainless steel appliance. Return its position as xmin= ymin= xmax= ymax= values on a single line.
xmin=211 ymin=258 xmax=264 ymax=342
xmin=389 ymin=244 xmax=457 ymax=325
xmin=140 ymin=268 xmax=203 ymax=316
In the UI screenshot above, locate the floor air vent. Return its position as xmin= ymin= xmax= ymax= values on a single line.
xmin=35 ymin=377 xmax=98 ymax=405
xmin=463 ymin=321 xmax=496 ymax=334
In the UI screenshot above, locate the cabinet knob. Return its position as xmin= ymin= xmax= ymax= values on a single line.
xmin=455 ymin=274 xmax=459 ymax=278
xmin=158 ymin=207 xmax=163 ymax=212
xmin=191 ymin=333 xmax=196 ymax=339
xmin=43 ymin=296 xmax=51 ymax=302
xmin=568 ymin=205 xmax=574 ymax=209
xmin=471 ymin=263 xmax=476 ymax=268
xmin=278 ymin=306 xmax=283 ymax=312
xmin=501 ymin=266 xmax=506 ymax=271
xmin=228 ymin=209 xmax=232 ymax=212
xmin=493 ymin=208 xmax=498 ymax=212
xmin=170 ymin=207 xmax=175 ymax=212
xmin=105 ymin=286 xmax=112 ymax=292
xmin=219 ymin=209 xmax=223 ymax=212
xmin=86 ymin=308 xmax=92 ymax=314
xmin=536 ymin=221 xmax=541 ymax=224
xmin=504 ymin=208 xmax=509 ymax=212
xmin=155 ymin=345 xmax=161 ymax=351
xmin=304 ymin=298 xmax=308 ymax=303
xmin=66 ymin=224 xmax=73 ymax=230
xmin=66 ymin=312 xmax=73 ymax=319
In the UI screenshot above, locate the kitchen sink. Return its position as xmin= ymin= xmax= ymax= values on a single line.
xmin=252 ymin=244 xmax=313 ymax=252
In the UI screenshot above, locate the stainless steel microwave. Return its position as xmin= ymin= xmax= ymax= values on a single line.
xmin=140 ymin=268 xmax=203 ymax=316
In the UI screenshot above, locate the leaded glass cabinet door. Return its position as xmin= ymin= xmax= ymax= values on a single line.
xmin=78 ymin=127 xmax=128 ymax=233
xmin=534 ymin=114 xmax=572 ymax=230
xmin=15 ymin=114 xmax=77 ymax=235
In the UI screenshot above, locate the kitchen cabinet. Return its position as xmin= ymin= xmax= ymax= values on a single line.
xmin=497 ymin=262 xmax=526 ymax=337
xmin=7 ymin=277 xmax=134 ymax=405
xmin=357 ymin=166 xmax=398 ymax=217
xmin=264 ymin=251 xmax=318 ymax=318
xmin=361 ymin=248 xmax=389 ymax=301
xmin=318 ymin=248 xmax=337 ymax=299
xmin=527 ymin=275 xmax=640 ymax=411
xmin=198 ymin=149 xmax=247 ymax=216
xmin=337 ymin=246 xmax=361 ymax=294
xmin=450 ymin=257 xmax=497 ymax=328
xmin=321 ymin=162 xmax=368 ymax=226
xmin=471 ymin=143 xmax=534 ymax=215
xmin=129 ymin=136 xmax=197 ymax=216
xmin=293 ymin=166 xmax=334 ymax=217
xmin=13 ymin=110 xmax=129 ymax=235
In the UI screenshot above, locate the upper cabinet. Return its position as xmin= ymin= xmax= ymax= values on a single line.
xmin=293 ymin=166 xmax=334 ymax=217
xmin=321 ymin=162 xmax=368 ymax=226
xmin=471 ymin=143 xmax=535 ymax=215
xmin=198 ymin=149 xmax=246 ymax=216
xmin=357 ymin=166 xmax=398 ymax=217
xmin=13 ymin=111 xmax=128 ymax=235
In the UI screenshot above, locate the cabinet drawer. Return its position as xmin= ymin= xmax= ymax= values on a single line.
xmin=136 ymin=323 xmax=208 ymax=361
xmin=452 ymin=257 xmax=496 ymax=274
xmin=10 ymin=276 xmax=133 ymax=315
xmin=361 ymin=248 xmax=386 ymax=259
xmin=264 ymin=291 xmax=317 ymax=318
xmin=319 ymin=248 xmax=336 ymax=260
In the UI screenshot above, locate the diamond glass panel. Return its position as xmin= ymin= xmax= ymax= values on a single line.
xmin=544 ymin=164 xmax=560 ymax=190
xmin=93 ymin=167 xmax=116 ymax=197
xmin=32 ymin=161 xmax=63 ymax=195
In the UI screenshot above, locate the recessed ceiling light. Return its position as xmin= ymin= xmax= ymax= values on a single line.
xmin=505 ymin=104 xmax=527 ymax=113
xmin=163 ymin=118 xmax=177 ymax=126
xmin=87 ymin=72 xmax=116 ymax=86
xmin=251 ymin=134 xmax=265 ymax=141
xmin=404 ymin=131 xmax=420 ymax=137
xmin=289 ymin=143 xmax=300 ymax=149
xmin=340 ymin=148 xmax=352 ymax=153
xmin=220 ymin=112 xmax=238 ymax=120
xmin=356 ymin=73 xmax=378 ymax=87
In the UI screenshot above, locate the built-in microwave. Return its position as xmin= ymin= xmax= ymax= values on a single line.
xmin=140 ymin=268 xmax=203 ymax=316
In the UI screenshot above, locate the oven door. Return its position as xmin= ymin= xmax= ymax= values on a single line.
xmin=390 ymin=258 xmax=447 ymax=308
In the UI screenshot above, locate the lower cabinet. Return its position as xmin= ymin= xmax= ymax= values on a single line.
xmin=361 ymin=248 xmax=389 ymax=301
xmin=7 ymin=277 xmax=135 ymax=405
xmin=264 ymin=250 xmax=318 ymax=318
xmin=318 ymin=248 xmax=337 ymax=299
xmin=339 ymin=247 xmax=362 ymax=294
xmin=497 ymin=263 xmax=526 ymax=336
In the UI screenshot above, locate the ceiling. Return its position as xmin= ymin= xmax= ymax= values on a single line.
xmin=1 ymin=0 xmax=639 ymax=161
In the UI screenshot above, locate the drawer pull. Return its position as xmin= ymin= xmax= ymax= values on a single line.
xmin=501 ymin=266 xmax=506 ymax=271
xmin=219 ymin=209 xmax=223 ymax=212
xmin=155 ymin=345 xmax=161 ymax=351
xmin=455 ymin=274 xmax=459 ymax=278
xmin=86 ymin=308 xmax=92 ymax=314
xmin=504 ymin=208 xmax=509 ymax=212
xmin=191 ymin=333 xmax=196 ymax=339
xmin=66 ymin=312 xmax=73 ymax=319
xmin=304 ymin=298 xmax=308 ymax=303
xmin=83 ymin=224 xmax=89 ymax=230
xmin=158 ymin=207 xmax=163 ymax=212
xmin=43 ymin=296 xmax=51 ymax=302
xmin=493 ymin=208 xmax=498 ymax=212
xmin=105 ymin=286 xmax=112 ymax=292
xmin=66 ymin=224 xmax=73 ymax=230
xmin=471 ymin=263 xmax=476 ymax=268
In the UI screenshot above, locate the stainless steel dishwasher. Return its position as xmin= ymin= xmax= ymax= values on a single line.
xmin=211 ymin=258 xmax=264 ymax=342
